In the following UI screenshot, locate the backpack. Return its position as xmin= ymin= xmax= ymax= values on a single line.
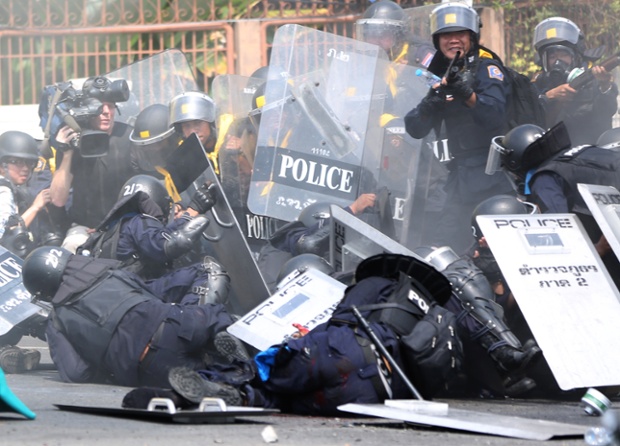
xmin=504 ymin=66 xmax=547 ymax=130
xmin=398 ymin=303 xmax=463 ymax=398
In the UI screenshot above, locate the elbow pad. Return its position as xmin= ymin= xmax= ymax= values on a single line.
xmin=163 ymin=215 xmax=209 ymax=259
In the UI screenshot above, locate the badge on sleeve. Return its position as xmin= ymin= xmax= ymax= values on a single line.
xmin=488 ymin=65 xmax=504 ymax=81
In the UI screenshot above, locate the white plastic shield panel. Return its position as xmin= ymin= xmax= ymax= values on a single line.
xmin=478 ymin=213 xmax=620 ymax=390
xmin=227 ymin=269 xmax=346 ymax=351
xmin=578 ymin=183 xmax=620 ymax=258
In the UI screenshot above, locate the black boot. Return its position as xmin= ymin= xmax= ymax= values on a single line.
xmin=479 ymin=333 xmax=541 ymax=374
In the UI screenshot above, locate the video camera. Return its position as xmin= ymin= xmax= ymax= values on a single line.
xmin=38 ymin=76 xmax=130 ymax=158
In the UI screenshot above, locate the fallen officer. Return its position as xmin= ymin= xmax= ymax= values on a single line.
xmin=122 ymin=253 xmax=539 ymax=415
xmin=20 ymin=246 xmax=249 ymax=388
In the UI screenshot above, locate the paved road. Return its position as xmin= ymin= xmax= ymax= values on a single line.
xmin=0 ymin=337 xmax=609 ymax=446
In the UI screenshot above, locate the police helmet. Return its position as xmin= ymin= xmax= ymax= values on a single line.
xmin=494 ymin=124 xmax=546 ymax=174
xmin=355 ymin=1 xmax=407 ymax=53
xmin=533 ymin=17 xmax=585 ymax=72
xmin=430 ymin=2 xmax=480 ymax=49
xmin=0 ymin=131 xmax=40 ymax=163
xmin=297 ymin=202 xmax=332 ymax=228
xmin=119 ymin=175 xmax=173 ymax=217
xmin=22 ymin=246 xmax=72 ymax=301
xmin=169 ymin=91 xmax=216 ymax=131
xmin=597 ymin=127 xmax=620 ymax=149
xmin=129 ymin=104 xmax=175 ymax=146
xmin=276 ymin=253 xmax=335 ymax=285
xmin=471 ymin=194 xmax=536 ymax=239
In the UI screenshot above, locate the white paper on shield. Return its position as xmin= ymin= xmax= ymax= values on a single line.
xmin=478 ymin=213 xmax=620 ymax=390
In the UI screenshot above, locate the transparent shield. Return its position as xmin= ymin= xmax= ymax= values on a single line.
xmin=212 ymin=74 xmax=286 ymax=257
xmin=105 ymin=49 xmax=199 ymax=126
xmin=247 ymin=24 xmax=388 ymax=222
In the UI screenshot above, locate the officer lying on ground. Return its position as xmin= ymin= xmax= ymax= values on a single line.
xmin=21 ymin=246 xmax=248 ymax=387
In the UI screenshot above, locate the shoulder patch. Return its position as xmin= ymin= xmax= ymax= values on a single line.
xmin=487 ymin=65 xmax=504 ymax=81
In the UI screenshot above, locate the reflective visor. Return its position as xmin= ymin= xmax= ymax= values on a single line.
xmin=485 ymin=135 xmax=508 ymax=175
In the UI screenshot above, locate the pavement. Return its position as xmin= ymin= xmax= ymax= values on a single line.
xmin=0 ymin=337 xmax=613 ymax=446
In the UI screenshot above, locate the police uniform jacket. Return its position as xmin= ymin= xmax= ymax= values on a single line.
xmin=535 ymin=74 xmax=618 ymax=146
xmin=404 ymin=48 xmax=510 ymax=164
xmin=529 ymin=144 xmax=620 ymax=215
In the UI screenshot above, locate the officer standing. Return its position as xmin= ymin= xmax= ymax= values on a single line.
xmin=21 ymin=246 xmax=244 ymax=388
xmin=404 ymin=2 xmax=513 ymax=254
xmin=533 ymin=17 xmax=618 ymax=146
xmin=169 ymin=91 xmax=219 ymax=171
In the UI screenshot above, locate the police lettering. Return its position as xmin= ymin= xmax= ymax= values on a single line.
xmin=591 ymin=192 xmax=620 ymax=206
xmin=0 ymin=257 xmax=22 ymax=287
xmin=278 ymin=154 xmax=354 ymax=193
xmin=408 ymin=289 xmax=429 ymax=314
xmin=393 ymin=197 xmax=406 ymax=221
xmin=493 ymin=217 xmax=572 ymax=229
xmin=245 ymin=214 xmax=279 ymax=240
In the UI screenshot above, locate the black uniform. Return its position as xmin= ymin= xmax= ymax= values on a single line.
xmin=535 ymin=73 xmax=618 ymax=146
xmin=45 ymin=255 xmax=234 ymax=387
xmin=54 ymin=122 xmax=135 ymax=229
xmin=405 ymin=48 xmax=514 ymax=253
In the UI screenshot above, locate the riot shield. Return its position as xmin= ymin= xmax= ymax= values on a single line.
xmin=106 ymin=49 xmax=199 ymax=126
xmin=247 ymin=25 xmax=388 ymax=223
xmin=0 ymin=246 xmax=43 ymax=340
xmin=182 ymin=134 xmax=271 ymax=315
xmin=578 ymin=183 xmax=620 ymax=258
xmin=212 ymin=74 xmax=286 ymax=258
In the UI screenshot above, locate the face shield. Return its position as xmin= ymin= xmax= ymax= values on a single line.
xmin=485 ymin=135 xmax=509 ymax=175
xmin=355 ymin=19 xmax=404 ymax=53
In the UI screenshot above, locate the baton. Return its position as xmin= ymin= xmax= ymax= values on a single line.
xmin=351 ymin=305 xmax=424 ymax=401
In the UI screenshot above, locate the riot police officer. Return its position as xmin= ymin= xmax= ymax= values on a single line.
xmin=169 ymin=91 xmax=218 ymax=172
xmin=355 ymin=0 xmax=435 ymax=67
xmin=404 ymin=2 xmax=514 ymax=254
xmin=533 ymin=17 xmax=618 ymax=146
xmin=486 ymin=121 xmax=620 ymax=287
xmin=21 ymin=246 xmax=243 ymax=387
xmin=129 ymin=104 xmax=182 ymax=184
xmin=78 ymin=174 xmax=229 ymax=304
xmin=0 ymin=131 xmax=55 ymax=257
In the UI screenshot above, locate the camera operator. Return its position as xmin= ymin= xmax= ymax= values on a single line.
xmin=48 ymin=76 xmax=135 ymax=230
xmin=0 ymin=131 xmax=53 ymax=258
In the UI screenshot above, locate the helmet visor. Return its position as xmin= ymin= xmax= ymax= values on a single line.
xmin=485 ymin=136 xmax=508 ymax=175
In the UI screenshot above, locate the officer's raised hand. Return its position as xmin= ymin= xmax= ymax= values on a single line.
xmin=417 ymin=87 xmax=446 ymax=117
xmin=442 ymin=72 xmax=475 ymax=104
xmin=189 ymin=182 xmax=217 ymax=214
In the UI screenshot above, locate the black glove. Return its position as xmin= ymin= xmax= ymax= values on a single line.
xmin=442 ymin=76 xmax=475 ymax=101
xmin=417 ymin=88 xmax=446 ymax=116
xmin=189 ymin=182 xmax=217 ymax=214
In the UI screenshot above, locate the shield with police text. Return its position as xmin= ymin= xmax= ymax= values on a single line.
xmin=479 ymin=213 xmax=620 ymax=390
xmin=247 ymin=24 xmax=388 ymax=223
xmin=0 ymin=246 xmax=43 ymax=339
xmin=212 ymin=74 xmax=287 ymax=258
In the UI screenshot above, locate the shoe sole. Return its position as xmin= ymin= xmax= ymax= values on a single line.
xmin=168 ymin=367 xmax=206 ymax=404
xmin=214 ymin=333 xmax=250 ymax=363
